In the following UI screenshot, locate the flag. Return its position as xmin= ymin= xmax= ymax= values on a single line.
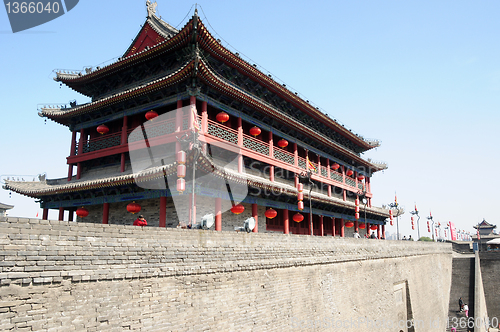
xmin=306 ymin=155 xmax=317 ymax=172
xmin=36 ymin=212 xmax=39 ymax=218
xmin=395 ymin=194 xmax=397 ymax=204
xmin=477 ymin=229 xmax=480 ymax=240
xmin=414 ymin=204 xmax=417 ymax=212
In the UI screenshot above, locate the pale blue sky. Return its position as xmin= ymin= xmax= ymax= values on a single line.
xmin=1 ymin=0 xmax=499 ymax=238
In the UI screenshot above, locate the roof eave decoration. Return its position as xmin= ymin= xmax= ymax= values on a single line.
xmin=42 ymin=60 xmax=196 ymax=125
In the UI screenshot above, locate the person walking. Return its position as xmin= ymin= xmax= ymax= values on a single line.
xmin=459 ymin=297 xmax=464 ymax=312
xmin=133 ymin=215 xmax=147 ymax=226
xmin=463 ymin=303 xmax=469 ymax=318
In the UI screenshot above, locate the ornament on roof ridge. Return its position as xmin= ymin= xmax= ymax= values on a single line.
xmin=146 ymin=0 xmax=158 ymax=18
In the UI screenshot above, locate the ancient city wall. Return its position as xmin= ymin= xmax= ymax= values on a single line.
xmin=0 ymin=217 xmax=452 ymax=331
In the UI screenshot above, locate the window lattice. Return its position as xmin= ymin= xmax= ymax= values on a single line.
xmin=84 ymin=136 xmax=121 ymax=153
xmin=208 ymin=123 xmax=238 ymax=144
xmin=243 ymin=137 xmax=269 ymax=155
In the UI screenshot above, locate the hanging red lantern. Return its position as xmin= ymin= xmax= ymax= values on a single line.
xmin=355 ymin=198 xmax=359 ymax=206
xmin=127 ymin=201 xmax=141 ymax=214
xmin=293 ymin=213 xmax=304 ymax=222
xmin=357 ymin=175 xmax=365 ymax=181
xmin=370 ymin=225 xmax=378 ymax=230
xmin=96 ymin=124 xmax=109 ymax=135
xmin=177 ymin=178 xmax=186 ymax=194
xmin=298 ymin=201 xmax=304 ymax=211
xmin=76 ymin=207 xmax=89 ymax=218
xmin=277 ymin=139 xmax=288 ymax=148
xmin=265 ymin=208 xmax=277 ymax=219
xmin=298 ymin=192 xmax=304 ymax=201
xmin=355 ymin=213 xmax=360 ymax=220
xmin=145 ymin=110 xmax=158 ymax=121
xmin=249 ymin=126 xmax=261 ymax=137
xmin=177 ymin=164 xmax=186 ymax=178
xmin=346 ymin=169 xmax=354 ymax=176
xmin=231 ymin=204 xmax=245 ymax=215
xmin=412 ymin=223 xmax=415 ymax=230
xmin=216 ymin=112 xmax=229 ymax=123
xmin=358 ymin=222 xmax=366 ymax=229
xmin=297 ymin=183 xmax=303 ymax=192
xmin=355 ymin=206 xmax=360 ymax=213
xmin=345 ymin=221 xmax=354 ymax=228
xmin=331 ymin=163 xmax=340 ymax=171
xmin=177 ymin=150 xmax=186 ymax=164
xmin=428 ymin=227 xmax=431 ymax=233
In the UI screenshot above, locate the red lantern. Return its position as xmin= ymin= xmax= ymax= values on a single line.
xmin=298 ymin=192 xmax=304 ymax=201
xmin=357 ymin=175 xmax=365 ymax=181
xmin=231 ymin=204 xmax=245 ymax=214
xmin=297 ymin=183 xmax=303 ymax=192
xmin=145 ymin=110 xmax=158 ymax=121
xmin=76 ymin=207 xmax=89 ymax=218
xmin=355 ymin=213 xmax=360 ymax=220
xmin=298 ymin=201 xmax=304 ymax=211
xmin=177 ymin=151 xmax=186 ymax=164
xmin=177 ymin=164 xmax=186 ymax=178
xmin=346 ymin=169 xmax=354 ymax=176
xmin=428 ymin=227 xmax=431 ymax=233
xmin=277 ymin=139 xmax=288 ymax=148
xmin=345 ymin=221 xmax=354 ymax=228
xmin=97 ymin=124 xmax=109 ymax=135
xmin=370 ymin=225 xmax=378 ymax=230
xmin=412 ymin=223 xmax=415 ymax=230
xmin=265 ymin=208 xmax=277 ymax=219
xmin=331 ymin=163 xmax=340 ymax=171
xmin=359 ymin=223 xmax=366 ymax=229
xmin=249 ymin=126 xmax=261 ymax=137
xmin=355 ymin=198 xmax=359 ymax=206
xmin=177 ymin=178 xmax=186 ymax=194
xmin=293 ymin=213 xmax=304 ymax=222
xmin=216 ymin=112 xmax=229 ymax=123
xmin=127 ymin=201 xmax=141 ymax=214
xmin=355 ymin=206 xmax=360 ymax=213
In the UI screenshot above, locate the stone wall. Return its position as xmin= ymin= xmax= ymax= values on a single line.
xmin=479 ymin=252 xmax=500 ymax=329
xmin=0 ymin=217 xmax=452 ymax=331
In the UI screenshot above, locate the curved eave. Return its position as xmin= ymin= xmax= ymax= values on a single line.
xmin=197 ymin=59 xmax=385 ymax=172
xmin=54 ymin=19 xmax=194 ymax=95
xmin=42 ymin=60 xmax=196 ymax=125
xmin=4 ymin=153 xmax=390 ymax=220
xmin=196 ymin=19 xmax=377 ymax=152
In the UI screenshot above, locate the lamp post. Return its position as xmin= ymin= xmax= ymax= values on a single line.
xmin=297 ymin=170 xmax=315 ymax=236
xmin=410 ymin=205 xmax=420 ymax=240
xmin=427 ymin=213 xmax=435 ymax=241
xmin=387 ymin=200 xmax=401 ymax=240
xmin=177 ymin=130 xmax=201 ymax=227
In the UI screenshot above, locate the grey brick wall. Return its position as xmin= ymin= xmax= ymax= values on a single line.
xmin=0 ymin=217 xmax=452 ymax=331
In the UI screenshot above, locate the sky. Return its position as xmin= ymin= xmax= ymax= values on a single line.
xmin=1 ymin=0 xmax=499 ymax=239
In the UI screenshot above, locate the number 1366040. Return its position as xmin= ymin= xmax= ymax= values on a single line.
xmin=5 ymin=2 xmax=60 ymax=14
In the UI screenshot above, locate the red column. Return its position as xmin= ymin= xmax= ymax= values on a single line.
xmin=332 ymin=217 xmax=336 ymax=237
xmin=189 ymin=96 xmax=196 ymax=130
xmin=176 ymin=100 xmax=183 ymax=153
xmin=67 ymin=130 xmax=77 ymax=181
xmin=377 ymin=225 xmax=381 ymax=239
xmin=77 ymin=128 xmax=85 ymax=179
xmin=326 ymin=159 xmax=330 ymax=179
xmin=340 ymin=218 xmax=344 ymax=237
xmin=382 ymin=224 xmax=385 ymax=239
xmin=159 ymin=196 xmax=167 ymax=227
xmin=42 ymin=208 xmax=48 ymax=220
xmin=102 ymin=203 xmax=109 ymax=224
xmin=238 ymin=117 xmax=243 ymax=173
xmin=319 ymin=215 xmax=324 ymax=236
xmin=283 ymin=208 xmax=289 ymax=234
xmin=215 ymin=197 xmax=222 ymax=231
xmin=343 ymin=189 xmax=346 ymax=201
xmin=293 ymin=143 xmax=298 ymax=167
xmin=366 ymin=222 xmax=371 ymax=237
xmin=269 ymin=132 xmax=274 ymax=182
xmin=201 ymin=101 xmax=208 ymax=133
xmin=252 ymin=203 xmax=258 ymax=233
xmin=58 ymin=207 xmax=64 ymax=221
xmin=120 ymin=115 xmax=128 ymax=173
xmin=354 ymin=220 xmax=359 ymax=232
xmin=328 ymin=185 xmax=332 ymax=197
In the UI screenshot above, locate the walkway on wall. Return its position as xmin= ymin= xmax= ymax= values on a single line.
xmin=447 ymin=252 xmax=475 ymax=332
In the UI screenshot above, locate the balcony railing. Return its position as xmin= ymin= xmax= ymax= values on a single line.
xmin=72 ymin=115 xmax=368 ymax=192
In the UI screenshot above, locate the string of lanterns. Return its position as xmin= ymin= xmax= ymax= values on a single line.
xmin=176 ymin=150 xmax=186 ymax=194
xmin=389 ymin=209 xmax=394 ymax=226
xmin=355 ymin=198 xmax=360 ymax=220
xmin=297 ymin=183 xmax=304 ymax=211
